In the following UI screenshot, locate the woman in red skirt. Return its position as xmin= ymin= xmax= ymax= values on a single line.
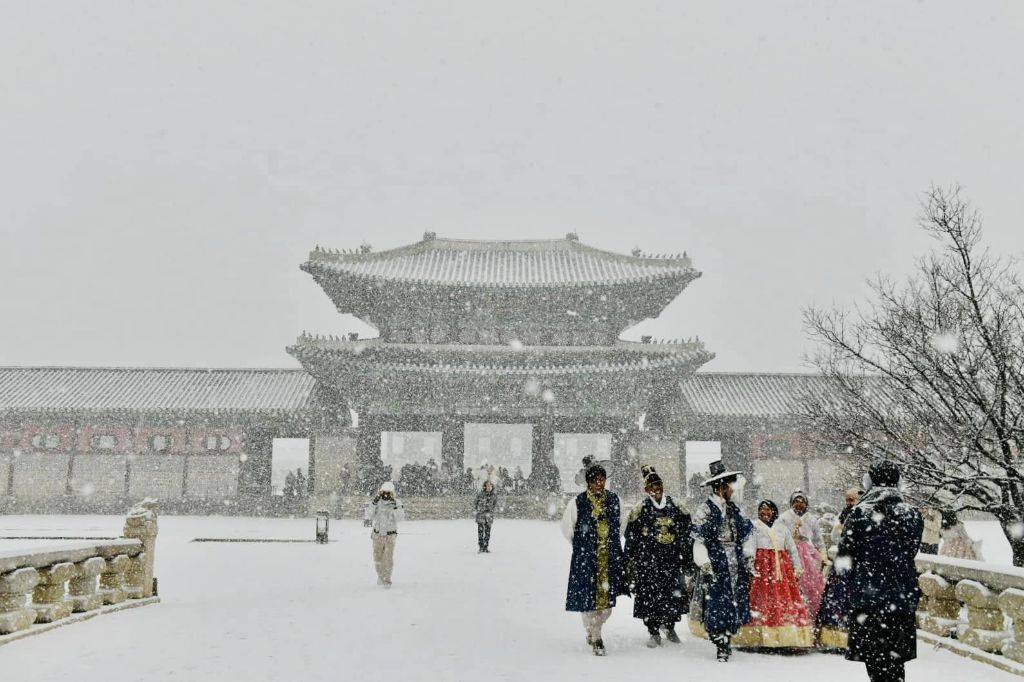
xmin=744 ymin=500 xmax=813 ymax=648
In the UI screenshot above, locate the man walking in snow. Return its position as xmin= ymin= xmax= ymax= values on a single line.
xmin=364 ymin=481 xmax=404 ymax=587
xmin=624 ymin=466 xmax=693 ymax=647
xmin=690 ymin=460 xmax=754 ymax=662
xmin=837 ymin=460 xmax=923 ymax=682
xmin=562 ymin=458 xmax=628 ymax=656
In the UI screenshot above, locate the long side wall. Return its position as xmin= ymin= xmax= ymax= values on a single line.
xmin=0 ymin=411 xmax=313 ymax=514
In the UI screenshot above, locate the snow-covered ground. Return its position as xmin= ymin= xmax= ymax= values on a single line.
xmin=0 ymin=515 xmax=1016 ymax=681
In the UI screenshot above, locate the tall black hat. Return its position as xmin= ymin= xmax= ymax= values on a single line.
xmin=701 ymin=460 xmax=742 ymax=486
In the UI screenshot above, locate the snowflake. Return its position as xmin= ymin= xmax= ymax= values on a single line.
xmin=929 ymin=331 xmax=960 ymax=354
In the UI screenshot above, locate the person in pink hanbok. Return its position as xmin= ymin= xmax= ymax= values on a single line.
xmin=778 ymin=491 xmax=826 ymax=619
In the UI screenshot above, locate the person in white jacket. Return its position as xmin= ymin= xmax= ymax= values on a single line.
xmin=364 ymin=481 xmax=405 ymax=587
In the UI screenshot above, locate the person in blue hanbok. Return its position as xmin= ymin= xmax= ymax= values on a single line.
xmin=561 ymin=458 xmax=628 ymax=656
xmin=689 ymin=460 xmax=754 ymax=662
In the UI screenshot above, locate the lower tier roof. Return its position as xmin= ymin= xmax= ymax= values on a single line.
xmin=0 ymin=366 xmax=839 ymax=421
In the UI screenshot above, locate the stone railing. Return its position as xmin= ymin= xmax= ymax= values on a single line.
xmin=0 ymin=501 xmax=158 ymax=642
xmin=917 ymin=554 xmax=1024 ymax=674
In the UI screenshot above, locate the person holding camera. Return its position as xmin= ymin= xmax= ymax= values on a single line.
xmin=364 ymin=481 xmax=405 ymax=587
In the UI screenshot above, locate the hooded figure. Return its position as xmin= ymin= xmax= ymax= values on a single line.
xmin=364 ymin=481 xmax=405 ymax=587
xmin=777 ymin=490 xmax=826 ymax=619
xmin=474 ymin=480 xmax=498 ymax=553
xmin=623 ymin=466 xmax=694 ymax=647
xmin=561 ymin=458 xmax=628 ymax=656
xmin=837 ymin=461 xmax=923 ymax=682
xmin=689 ymin=460 xmax=754 ymax=662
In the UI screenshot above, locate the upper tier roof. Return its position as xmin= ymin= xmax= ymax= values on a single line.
xmin=304 ymin=233 xmax=696 ymax=287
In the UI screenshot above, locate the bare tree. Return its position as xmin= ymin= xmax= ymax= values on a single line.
xmin=801 ymin=186 xmax=1024 ymax=565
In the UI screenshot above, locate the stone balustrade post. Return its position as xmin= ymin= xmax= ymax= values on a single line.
xmin=955 ymin=579 xmax=1010 ymax=653
xmin=123 ymin=500 xmax=158 ymax=599
xmin=918 ymin=571 xmax=961 ymax=637
xmin=0 ymin=567 xmax=40 ymax=634
xmin=99 ymin=555 xmax=130 ymax=605
xmin=68 ymin=556 xmax=105 ymax=612
xmin=32 ymin=562 xmax=75 ymax=623
xmin=998 ymin=588 xmax=1024 ymax=664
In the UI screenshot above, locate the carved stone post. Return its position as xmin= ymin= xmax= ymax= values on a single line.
xmin=956 ymin=579 xmax=1010 ymax=652
xmin=32 ymin=562 xmax=74 ymax=623
xmin=0 ymin=567 xmax=40 ymax=634
xmin=99 ymin=555 xmax=130 ymax=605
xmin=123 ymin=500 xmax=159 ymax=598
xmin=69 ymin=557 xmax=105 ymax=612
xmin=917 ymin=571 xmax=960 ymax=637
xmin=999 ymin=588 xmax=1024 ymax=663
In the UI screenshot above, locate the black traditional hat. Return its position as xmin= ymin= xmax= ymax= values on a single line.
xmin=576 ymin=455 xmax=607 ymax=485
xmin=641 ymin=465 xmax=662 ymax=488
xmin=701 ymin=459 xmax=743 ymax=486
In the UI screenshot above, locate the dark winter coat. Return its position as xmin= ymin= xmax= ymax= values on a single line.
xmin=565 ymin=490 xmax=628 ymax=612
xmin=691 ymin=497 xmax=753 ymax=637
xmin=474 ymin=489 xmax=497 ymax=524
xmin=624 ymin=495 xmax=694 ymax=623
xmin=837 ymin=486 xmax=923 ymax=664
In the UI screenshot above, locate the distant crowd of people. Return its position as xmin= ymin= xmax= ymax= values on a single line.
xmin=341 ymin=459 xmax=533 ymax=496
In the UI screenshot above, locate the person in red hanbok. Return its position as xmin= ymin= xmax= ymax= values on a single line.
xmin=745 ymin=500 xmax=814 ymax=648
xmin=778 ymin=491 xmax=826 ymax=619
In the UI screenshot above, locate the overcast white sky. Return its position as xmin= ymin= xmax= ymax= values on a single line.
xmin=2 ymin=2 xmax=1023 ymax=372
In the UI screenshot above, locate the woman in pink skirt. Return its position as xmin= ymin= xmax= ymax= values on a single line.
xmin=778 ymin=491 xmax=826 ymax=619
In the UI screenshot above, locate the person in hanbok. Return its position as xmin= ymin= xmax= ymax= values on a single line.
xmin=562 ymin=459 xmax=628 ymax=656
xmin=940 ymin=510 xmax=983 ymax=561
xmin=778 ymin=491 xmax=826 ymax=619
xmin=746 ymin=499 xmax=813 ymax=648
xmin=816 ymin=488 xmax=861 ymax=649
xmin=689 ymin=460 xmax=754 ymax=662
xmin=624 ymin=466 xmax=693 ymax=647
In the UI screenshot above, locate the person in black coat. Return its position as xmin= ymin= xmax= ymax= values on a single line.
xmin=474 ymin=480 xmax=498 ymax=553
xmin=624 ymin=466 xmax=694 ymax=647
xmin=836 ymin=460 xmax=923 ymax=682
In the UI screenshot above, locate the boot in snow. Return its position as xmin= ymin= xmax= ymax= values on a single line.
xmin=645 ymin=624 xmax=662 ymax=648
xmin=713 ymin=635 xmax=731 ymax=662
xmin=663 ymin=625 xmax=681 ymax=644
xmin=591 ymin=639 xmax=606 ymax=656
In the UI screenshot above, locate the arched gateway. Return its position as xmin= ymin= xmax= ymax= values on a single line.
xmin=288 ymin=233 xmax=712 ymax=500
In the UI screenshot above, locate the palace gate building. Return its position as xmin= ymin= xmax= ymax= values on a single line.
xmin=0 ymin=234 xmax=850 ymax=515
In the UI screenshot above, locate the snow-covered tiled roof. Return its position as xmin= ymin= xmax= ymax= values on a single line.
xmin=0 ymin=367 xmax=316 ymax=412
xmin=303 ymin=234 xmax=696 ymax=287
xmin=0 ymin=367 xmax=853 ymax=419
xmin=678 ymin=372 xmax=843 ymax=419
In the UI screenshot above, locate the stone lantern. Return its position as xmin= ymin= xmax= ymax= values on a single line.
xmin=315 ymin=510 xmax=330 ymax=544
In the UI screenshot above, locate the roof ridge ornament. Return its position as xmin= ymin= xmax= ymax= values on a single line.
xmin=359 ymin=243 xmax=373 ymax=254
xmin=423 ymin=231 xmax=437 ymax=242
xmin=565 ymin=232 xmax=579 ymax=242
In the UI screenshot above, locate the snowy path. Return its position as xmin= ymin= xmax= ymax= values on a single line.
xmin=0 ymin=516 xmax=1016 ymax=681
